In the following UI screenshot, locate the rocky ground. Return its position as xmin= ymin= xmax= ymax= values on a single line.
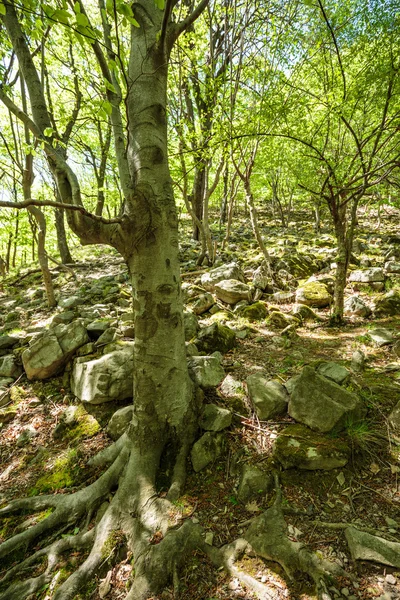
xmin=0 ymin=207 xmax=400 ymax=600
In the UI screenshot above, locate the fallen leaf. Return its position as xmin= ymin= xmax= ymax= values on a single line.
xmin=370 ymin=462 xmax=380 ymax=474
xmin=337 ymin=472 xmax=345 ymax=486
xmin=245 ymin=501 xmax=260 ymax=513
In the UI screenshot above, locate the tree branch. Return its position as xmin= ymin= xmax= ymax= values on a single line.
xmin=173 ymin=0 xmax=210 ymax=40
xmin=0 ymin=198 xmax=123 ymax=224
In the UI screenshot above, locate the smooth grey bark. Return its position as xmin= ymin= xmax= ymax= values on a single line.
xmin=54 ymin=205 xmax=73 ymax=265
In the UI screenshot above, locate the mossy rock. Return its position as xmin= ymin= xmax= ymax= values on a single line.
xmin=374 ymin=290 xmax=400 ymax=316
xmin=195 ymin=323 xmax=236 ymax=355
xmin=295 ymin=281 xmax=332 ymax=308
xmin=238 ymin=302 xmax=268 ymax=321
xmin=266 ymin=311 xmax=300 ymax=329
xmin=274 ymin=424 xmax=350 ymax=470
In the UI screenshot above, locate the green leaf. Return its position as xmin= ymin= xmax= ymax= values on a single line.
xmin=0 ymin=3 xmax=6 ymax=15
xmin=155 ymin=0 xmax=165 ymax=9
xmin=74 ymin=1 xmax=81 ymax=13
xmin=44 ymin=127 xmax=53 ymax=137
xmin=104 ymin=78 xmax=116 ymax=93
xmin=76 ymin=12 xmax=88 ymax=27
xmin=103 ymin=100 xmax=112 ymax=115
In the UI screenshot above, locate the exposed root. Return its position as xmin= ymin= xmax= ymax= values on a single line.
xmin=88 ymin=431 xmax=129 ymax=469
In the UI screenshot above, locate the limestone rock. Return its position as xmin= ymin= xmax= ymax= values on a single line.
xmin=196 ymin=323 xmax=236 ymax=355
xmin=58 ymin=295 xmax=84 ymax=309
xmin=274 ymin=424 xmax=350 ymax=470
xmin=214 ymin=279 xmax=251 ymax=305
xmin=183 ymin=311 xmax=199 ymax=341
xmin=0 ymin=355 xmax=21 ymax=379
xmin=71 ymin=345 xmax=134 ymax=404
xmin=349 ymin=268 xmax=385 ymax=283
xmin=0 ymin=335 xmax=19 ymax=350
xmin=237 ymin=464 xmax=273 ymax=502
xmin=238 ymin=302 xmax=268 ymax=321
xmin=188 ymin=356 xmax=225 ymax=389
xmin=295 ymin=282 xmax=332 ymax=308
xmin=87 ymin=320 xmax=112 ymax=339
xmin=275 ymin=253 xmax=319 ymax=278
xmin=53 ymin=320 xmax=90 ymax=355
xmin=288 ymin=366 xmax=365 ymax=433
xmin=292 ymin=303 xmax=320 ymax=321
xmin=188 ymin=292 xmax=215 ymax=315
xmin=385 ymin=262 xmax=400 ymax=274
xmin=351 ymin=350 xmax=365 ymax=372
xmin=374 ymin=290 xmax=400 ymax=316
xmin=344 ymin=295 xmax=372 ymax=318
xmin=368 ymin=328 xmax=394 ymax=347
xmin=345 ymin=527 xmax=400 ymax=568
xmin=201 ymin=262 xmax=245 ymax=292
xmin=106 ymin=405 xmax=134 ymax=440
xmin=247 ymin=375 xmax=288 ymax=420
xmin=316 ymin=361 xmax=350 ymax=385
xmin=219 ymin=374 xmax=245 ymax=400
xmin=191 ymin=431 xmax=224 ymax=472
xmin=266 ymin=311 xmax=299 ymax=329
xmin=252 ymin=264 xmax=271 ymax=291
xmin=270 ymin=291 xmax=296 ymax=304
xmin=52 ymin=311 xmax=75 ymax=325
xmin=199 ymin=404 xmax=232 ymax=431
xmin=23 ymin=335 xmax=64 ymax=380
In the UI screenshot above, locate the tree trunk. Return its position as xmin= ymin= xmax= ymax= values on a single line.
xmin=54 ymin=206 xmax=73 ymax=264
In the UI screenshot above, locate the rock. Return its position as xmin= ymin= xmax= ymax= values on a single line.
xmin=292 ymin=304 xmax=320 ymax=321
xmin=275 ymin=252 xmax=320 ymax=277
xmin=53 ymin=405 xmax=80 ymax=440
xmin=351 ymin=350 xmax=365 ymax=372
xmin=183 ymin=311 xmax=199 ymax=341
xmin=0 ymin=335 xmax=19 ymax=349
xmin=188 ymin=356 xmax=225 ymax=389
xmin=201 ymin=262 xmax=245 ymax=292
xmin=22 ymin=335 xmax=64 ymax=380
xmin=274 ymin=424 xmax=350 ymax=470
xmin=0 ymin=355 xmax=21 ymax=379
xmin=238 ymin=302 xmax=268 ymax=321
xmin=388 ymin=401 xmax=400 ymax=432
xmin=87 ymin=320 xmax=112 ymax=339
xmin=253 ymin=263 xmax=271 ymax=291
xmin=214 ymin=280 xmax=251 ymax=305
xmin=71 ymin=345 xmax=134 ymax=404
xmin=199 ymin=404 xmax=232 ymax=431
xmin=344 ymin=295 xmax=372 ymax=318
xmin=349 ymin=268 xmax=385 ymax=283
xmin=219 ymin=374 xmax=246 ymax=400
xmin=188 ymin=292 xmax=215 ymax=315
xmin=53 ymin=320 xmax=90 ymax=355
xmin=288 ymin=366 xmax=365 ymax=433
xmin=52 ymin=311 xmax=75 ymax=325
xmin=270 ymin=291 xmax=296 ymax=304
xmin=246 ymin=375 xmax=289 ymax=420
xmin=295 ymin=282 xmax=332 ymax=308
xmin=385 ymin=262 xmax=400 ymax=274
xmin=368 ymin=328 xmax=394 ymax=347
xmin=16 ymin=426 xmax=38 ymax=447
xmin=316 ymin=362 xmax=350 ymax=385
xmin=345 ymin=527 xmax=400 ymax=568
xmin=237 ymin=464 xmax=273 ymax=502
xmin=106 ymin=405 xmax=134 ymax=440
xmin=185 ymin=342 xmax=199 ymax=357
xmin=96 ymin=327 xmax=118 ymax=345
xmin=196 ymin=323 xmax=236 ymax=355
xmin=191 ymin=431 xmax=224 ymax=472
xmin=266 ymin=311 xmax=299 ymax=329
xmin=58 ymin=295 xmax=84 ymax=309
xmin=374 ymin=290 xmax=400 ymax=316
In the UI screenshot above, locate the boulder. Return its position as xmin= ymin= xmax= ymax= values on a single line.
xmin=274 ymin=424 xmax=350 ymax=470
xmin=274 ymin=253 xmax=319 ymax=278
xmin=292 ymin=304 xmax=320 ymax=321
xmin=183 ymin=311 xmax=199 ymax=341
xmin=22 ymin=335 xmax=64 ymax=379
xmin=237 ymin=464 xmax=273 ymax=502
xmin=295 ymin=282 xmax=332 ymax=308
xmin=0 ymin=335 xmax=19 ymax=350
xmin=106 ymin=405 xmax=134 ymax=440
xmin=351 ymin=350 xmax=365 ymax=372
xmin=58 ymin=295 xmax=84 ymax=309
xmin=384 ymin=262 xmax=400 ymax=274
xmin=214 ymin=280 xmax=251 ymax=305
xmin=191 ymin=431 xmax=224 ymax=472
xmin=71 ymin=345 xmax=134 ymax=404
xmin=349 ymin=268 xmax=385 ymax=283
xmin=288 ymin=365 xmax=365 ymax=433
xmin=201 ymin=262 xmax=244 ymax=292
xmin=52 ymin=311 xmax=75 ymax=325
xmin=188 ymin=292 xmax=215 ymax=315
xmin=316 ymin=361 xmax=350 ymax=385
xmin=0 ymin=355 xmax=21 ymax=379
xmin=87 ymin=319 xmax=112 ymax=339
xmin=345 ymin=527 xmax=400 ymax=568
xmin=238 ymin=302 xmax=268 ymax=321
xmin=266 ymin=311 xmax=299 ymax=329
xmin=199 ymin=404 xmax=232 ymax=431
xmin=188 ymin=356 xmax=225 ymax=389
xmin=270 ymin=291 xmax=296 ymax=304
xmin=196 ymin=323 xmax=236 ymax=355
xmin=247 ymin=375 xmax=289 ymax=420
xmin=368 ymin=328 xmax=394 ymax=347
xmin=374 ymin=290 xmax=400 ymax=316
xmin=252 ymin=263 xmax=271 ymax=291
xmin=53 ymin=320 xmax=90 ymax=355
xmin=344 ymin=295 xmax=372 ymax=318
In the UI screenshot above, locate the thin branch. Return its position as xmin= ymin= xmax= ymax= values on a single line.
xmin=0 ymin=198 xmax=123 ymax=224
xmin=317 ymin=0 xmax=346 ymax=99
xmin=173 ymin=0 xmax=210 ymax=40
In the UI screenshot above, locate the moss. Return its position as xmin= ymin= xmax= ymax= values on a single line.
xmin=64 ymin=404 xmax=101 ymax=441
xmin=9 ymin=385 xmax=28 ymax=405
xmin=29 ymin=449 xmax=80 ymax=495
xmin=101 ymin=529 xmax=126 ymax=560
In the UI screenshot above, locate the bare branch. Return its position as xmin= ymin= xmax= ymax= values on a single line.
xmin=0 ymin=198 xmax=123 ymax=224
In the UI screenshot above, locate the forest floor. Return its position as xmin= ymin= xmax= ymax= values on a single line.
xmin=0 ymin=206 xmax=399 ymax=600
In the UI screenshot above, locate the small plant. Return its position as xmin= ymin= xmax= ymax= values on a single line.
xmin=343 ymin=418 xmax=381 ymax=455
